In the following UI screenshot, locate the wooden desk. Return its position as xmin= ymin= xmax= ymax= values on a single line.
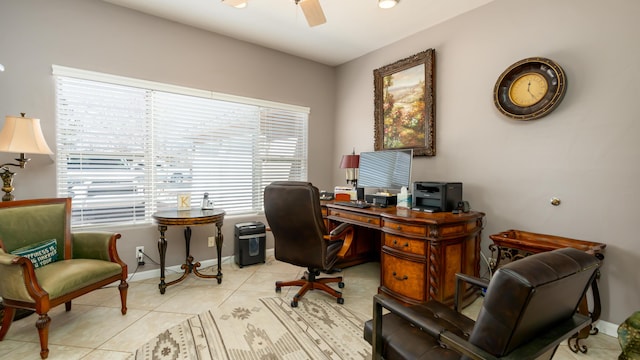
xmin=152 ymin=208 xmax=225 ymax=294
xmin=488 ymin=229 xmax=606 ymax=353
xmin=324 ymin=202 xmax=485 ymax=306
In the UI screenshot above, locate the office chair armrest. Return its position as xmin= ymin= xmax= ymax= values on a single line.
xmin=440 ymin=313 xmax=591 ymax=360
xmin=326 ymin=222 xmax=355 ymax=258
xmin=328 ymin=222 xmax=353 ymax=239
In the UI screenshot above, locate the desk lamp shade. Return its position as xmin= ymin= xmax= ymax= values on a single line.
xmin=339 ymin=153 xmax=359 ymax=187
xmin=0 ymin=114 xmax=53 ymax=201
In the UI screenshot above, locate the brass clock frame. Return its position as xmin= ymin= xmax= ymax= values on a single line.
xmin=494 ymin=57 xmax=567 ymax=121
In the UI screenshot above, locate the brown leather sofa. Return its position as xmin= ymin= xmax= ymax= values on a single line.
xmin=364 ymin=247 xmax=601 ymax=360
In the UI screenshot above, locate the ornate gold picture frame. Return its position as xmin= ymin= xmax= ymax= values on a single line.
xmin=374 ymin=49 xmax=435 ymax=156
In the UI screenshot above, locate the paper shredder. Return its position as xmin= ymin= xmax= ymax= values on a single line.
xmin=234 ymin=221 xmax=266 ymax=267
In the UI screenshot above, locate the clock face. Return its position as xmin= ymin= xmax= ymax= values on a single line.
xmin=494 ymin=57 xmax=567 ymax=120
xmin=509 ymin=73 xmax=548 ymax=107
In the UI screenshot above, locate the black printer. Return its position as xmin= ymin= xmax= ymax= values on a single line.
xmin=412 ymin=182 xmax=462 ymax=212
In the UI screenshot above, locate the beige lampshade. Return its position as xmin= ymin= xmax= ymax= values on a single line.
xmin=0 ymin=115 xmax=53 ymax=155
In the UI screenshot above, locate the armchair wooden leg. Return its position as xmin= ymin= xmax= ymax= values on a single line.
xmin=0 ymin=306 xmax=15 ymax=340
xmin=119 ymin=280 xmax=129 ymax=315
xmin=36 ymin=313 xmax=51 ymax=359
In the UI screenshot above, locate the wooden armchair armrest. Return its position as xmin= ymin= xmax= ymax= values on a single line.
xmin=0 ymin=249 xmax=47 ymax=304
xmin=325 ymin=222 xmax=354 ymax=258
xmin=72 ymin=232 xmax=123 ymax=263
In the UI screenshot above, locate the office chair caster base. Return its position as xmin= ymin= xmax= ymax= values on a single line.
xmin=337 ymin=297 xmax=344 ymax=305
xmin=338 ymin=282 xmax=345 ymax=288
xmin=291 ymin=300 xmax=298 ymax=307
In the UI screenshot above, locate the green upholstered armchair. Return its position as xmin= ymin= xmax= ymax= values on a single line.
xmin=0 ymin=198 xmax=128 ymax=359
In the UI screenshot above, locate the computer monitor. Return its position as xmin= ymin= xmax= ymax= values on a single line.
xmin=357 ymin=149 xmax=413 ymax=191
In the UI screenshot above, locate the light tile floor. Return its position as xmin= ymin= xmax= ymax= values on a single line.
xmin=0 ymin=256 xmax=621 ymax=359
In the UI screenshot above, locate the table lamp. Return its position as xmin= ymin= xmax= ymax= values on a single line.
xmin=339 ymin=149 xmax=359 ymax=188
xmin=0 ymin=113 xmax=54 ymax=201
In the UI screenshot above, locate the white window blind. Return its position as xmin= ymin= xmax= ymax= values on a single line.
xmin=54 ymin=66 xmax=308 ymax=227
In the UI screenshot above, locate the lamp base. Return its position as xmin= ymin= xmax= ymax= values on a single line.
xmin=1 ymin=168 xmax=16 ymax=201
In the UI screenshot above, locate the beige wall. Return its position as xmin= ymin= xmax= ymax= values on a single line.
xmin=0 ymin=0 xmax=336 ymax=275
xmin=1 ymin=0 xmax=638 ymax=326
xmin=334 ymin=0 xmax=640 ymax=325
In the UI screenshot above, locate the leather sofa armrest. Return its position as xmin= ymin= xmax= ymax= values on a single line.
xmin=454 ymin=273 xmax=489 ymax=312
xmin=72 ymin=232 xmax=122 ymax=262
xmin=440 ymin=313 xmax=591 ymax=360
xmin=372 ymin=293 xmax=447 ymax=360
xmin=456 ymin=273 xmax=489 ymax=289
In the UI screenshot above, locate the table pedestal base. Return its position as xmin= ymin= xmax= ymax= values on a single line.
xmin=157 ymin=222 xmax=224 ymax=294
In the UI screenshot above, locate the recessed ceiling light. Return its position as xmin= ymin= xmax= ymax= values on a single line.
xmin=223 ymin=0 xmax=248 ymax=9
xmin=378 ymin=0 xmax=399 ymax=9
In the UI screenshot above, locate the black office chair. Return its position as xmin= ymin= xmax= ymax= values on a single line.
xmin=264 ymin=181 xmax=354 ymax=307
xmin=364 ymin=247 xmax=601 ymax=360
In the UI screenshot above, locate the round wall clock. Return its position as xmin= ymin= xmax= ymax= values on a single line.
xmin=494 ymin=57 xmax=567 ymax=120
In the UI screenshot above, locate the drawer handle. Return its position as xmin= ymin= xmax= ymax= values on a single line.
xmin=367 ymin=219 xmax=372 ymax=223
xmin=392 ymin=239 xmax=409 ymax=248
xmin=392 ymin=272 xmax=408 ymax=281
xmin=396 ymin=225 xmax=402 ymax=230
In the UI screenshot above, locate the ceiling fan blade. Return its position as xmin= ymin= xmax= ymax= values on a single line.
xmin=299 ymin=0 xmax=326 ymax=27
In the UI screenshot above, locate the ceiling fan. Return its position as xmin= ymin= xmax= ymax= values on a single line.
xmin=222 ymin=0 xmax=327 ymax=27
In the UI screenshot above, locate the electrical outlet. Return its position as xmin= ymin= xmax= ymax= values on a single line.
xmin=135 ymin=246 xmax=144 ymax=264
xmin=208 ymin=236 xmax=216 ymax=247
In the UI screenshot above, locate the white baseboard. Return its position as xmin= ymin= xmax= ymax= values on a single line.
xmin=126 ymin=248 xmax=275 ymax=282
xmin=594 ymin=319 xmax=619 ymax=338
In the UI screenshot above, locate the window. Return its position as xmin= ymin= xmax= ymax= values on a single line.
xmin=54 ymin=66 xmax=309 ymax=227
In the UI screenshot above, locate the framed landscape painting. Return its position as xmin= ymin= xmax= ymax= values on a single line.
xmin=374 ymin=49 xmax=435 ymax=156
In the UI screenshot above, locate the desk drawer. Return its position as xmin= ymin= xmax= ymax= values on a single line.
xmin=383 ymin=219 xmax=427 ymax=237
xmin=381 ymin=252 xmax=426 ymax=302
xmin=384 ymin=234 xmax=425 ymax=256
xmin=328 ymin=209 xmax=380 ymax=227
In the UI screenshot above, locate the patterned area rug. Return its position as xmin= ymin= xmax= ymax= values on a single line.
xmin=134 ymin=297 xmax=372 ymax=359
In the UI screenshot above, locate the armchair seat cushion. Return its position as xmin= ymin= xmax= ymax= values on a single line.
xmin=34 ymin=259 xmax=123 ymax=300
xmin=364 ymin=300 xmax=475 ymax=360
